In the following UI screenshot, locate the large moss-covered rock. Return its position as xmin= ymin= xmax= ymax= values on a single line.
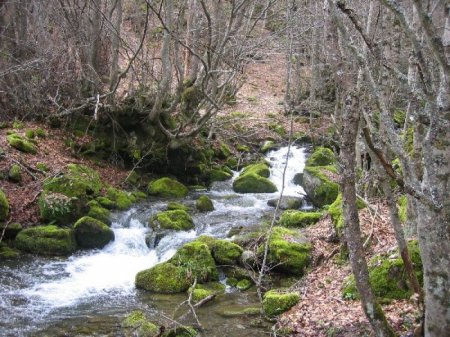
xmin=303 ymin=166 xmax=339 ymax=207
xmin=38 ymin=192 xmax=78 ymax=224
xmin=149 ymin=210 xmax=194 ymax=231
xmin=87 ymin=201 xmax=111 ymax=225
xmin=279 ymin=210 xmax=322 ymax=227
xmin=328 ymin=193 xmax=366 ymax=236
xmin=73 ymin=216 xmax=114 ymax=249
xmin=305 ymin=147 xmax=336 ymax=167
xmin=122 ymin=310 xmax=159 ymax=337
xmin=136 ymin=262 xmax=191 ymax=293
xmin=43 ymin=164 xmax=103 ymax=199
xmin=196 ymin=195 xmax=214 ymax=212
xmin=7 ymin=133 xmax=37 ymax=154
xmin=342 ymin=240 xmax=423 ymax=300
xmin=15 ymin=225 xmax=76 ymax=255
xmin=211 ymin=239 xmax=243 ymax=265
xmin=208 ymin=168 xmax=232 ymax=183
xmin=262 ymin=227 xmax=311 ymax=275
xmin=0 ymin=189 xmax=9 ymax=221
xmin=263 ymin=289 xmax=300 ymax=317
xmin=147 ymin=177 xmax=188 ymax=198
xmin=233 ymin=162 xmax=277 ymax=194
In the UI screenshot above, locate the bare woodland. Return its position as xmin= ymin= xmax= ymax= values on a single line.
xmin=0 ymin=0 xmax=449 ymax=336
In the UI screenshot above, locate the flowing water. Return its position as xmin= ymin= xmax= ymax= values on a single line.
xmin=0 ymin=145 xmax=308 ymax=337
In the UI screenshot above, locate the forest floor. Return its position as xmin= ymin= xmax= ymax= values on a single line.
xmin=0 ymin=53 xmax=421 ymax=337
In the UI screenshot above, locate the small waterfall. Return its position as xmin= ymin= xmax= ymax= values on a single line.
xmin=0 ymin=144 xmax=308 ymax=337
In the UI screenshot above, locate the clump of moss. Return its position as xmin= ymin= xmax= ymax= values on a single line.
xmin=196 ymin=195 xmax=214 ymax=212
xmin=261 ymin=227 xmax=311 ymax=276
xmin=241 ymin=162 xmax=270 ymax=177
xmin=306 ymin=147 xmax=336 ymax=167
xmin=402 ymin=127 xmax=414 ymax=155
xmin=147 ymin=177 xmax=189 ymax=198
xmin=236 ymin=279 xmax=253 ymax=291
xmin=106 ymin=187 xmax=135 ymax=210
xmin=302 ymin=166 xmax=339 ymax=207
xmin=36 ymin=162 xmax=49 ymax=172
xmin=96 ymin=196 xmax=116 ymax=209
xmin=12 ymin=120 xmax=24 ymax=129
xmin=43 ymin=164 xmax=102 ymax=199
xmin=25 ymin=129 xmax=36 ymax=139
xmin=328 ymin=193 xmax=366 ymax=235
xmin=122 ymin=310 xmax=159 ymax=337
xmin=15 ymin=225 xmax=76 ymax=256
xmin=7 ymin=133 xmax=37 ymax=154
xmin=397 ymin=195 xmax=407 ymax=224
xmin=393 ymin=109 xmax=406 ymax=127
xmin=190 ymin=282 xmax=225 ymax=303
xmin=0 ymin=189 xmax=10 ymax=221
xmin=167 ymin=202 xmax=189 ymax=211
xmin=261 ymin=140 xmax=276 ymax=154
xmin=279 ymin=210 xmax=322 ymax=228
xmin=74 ymin=216 xmax=114 ymax=249
xmin=218 ymin=142 xmax=232 ymax=158
xmin=35 ymin=128 xmax=46 ymax=138
xmin=87 ymin=201 xmax=111 ymax=225
xmin=263 ymin=289 xmax=300 ymax=317
xmin=211 ymin=239 xmax=243 ymax=265
xmin=150 ymin=209 xmax=194 ymax=231
xmin=136 ymin=262 xmax=191 ymax=293
xmin=233 ymin=162 xmax=277 ymax=194
xmin=0 ymin=242 xmax=20 ymax=259
xmin=8 ymin=164 xmax=21 ymax=182
xmin=208 ymin=168 xmax=232 ymax=183
xmin=162 ymin=326 xmax=198 ymax=337
xmin=342 ymin=240 xmax=423 ymax=300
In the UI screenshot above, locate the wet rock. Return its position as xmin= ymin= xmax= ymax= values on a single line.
xmin=263 ymin=289 xmax=300 ymax=317
xmin=147 ymin=177 xmax=188 ymax=198
xmin=305 ymin=147 xmax=336 ymax=167
xmin=292 ymin=173 xmax=303 ymax=185
xmin=196 ymin=195 xmax=214 ymax=212
xmin=303 ymin=166 xmax=339 ymax=207
xmin=267 ymin=196 xmax=303 ymax=210
xmin=149 ymin=210 xmax=194 ymax=231
xmin=233 ymin=162 xmax=277 ymax=194
xmin=74 ymin=216 xmax=114 ymax=249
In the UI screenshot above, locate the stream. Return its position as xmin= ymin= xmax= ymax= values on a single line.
xmin=0 ymin=145 xmax=308 ymax=337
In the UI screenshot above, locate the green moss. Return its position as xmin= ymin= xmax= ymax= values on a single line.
xmin=167 ymin=202 xmax=189 ymax=211
xmin=261 ymin=140 xmax=276 ymax=153
xmin=342 ymin=240 xmax=423 ymax=300
xmin=36 ymin=162 xmax=49 ymax=172
xmin=397 ymin=195 xmax=407 ymax=224
xmin=233 ymin=173 xmax=277 ymax=193
xmin=35 ymin=128 xmax=46 ymax=138
xmin=87 ymin=201 xmax=111 ymax=225
xmin=393 ymin=109 xmax=406 ymax=127
xmin=306 ymin=147 xmax=336 ymax=167
xmin=8 ymin=164 xmax=21 ymax=182
xmin=216 ymin=306 xmax=261 ymax=317
xmin=122 ymin=310 xmax=147 ymax=328
xmin=402 ymin=127 xmax=414 ymax=155
xmin=170 ymin=241 xmax=218 ymax=282
xmin=125 ymin=171 xmax=140 ymax=186
xmin=279 ymin=211 xmax=322 ymax=228
xmin=236 ymin=279 xmax=253 ymax=291
xmin=12 ymin=120 xmax=24 ymax=129
xmin=25 ymin=129 xmax=36 ymax=139
xmin=43 ymin=164 xmax=102 ymax=199
xmin=136 ymin=262 xmax=191 ymax=293
xmin=263 ymin=289 xmax=300 ymax=317
xmin=211 ymin=239 xmax=243 ymax=265
xmin=106 ymin=187 xmax=134 ymax=210
xmin=190 ymin=282 xmax=225 ymax=303
xmin=219 ymin=142 xmax=232 ymax=158
xmin=150 ymin=210 xmax=194 ymax=231
xmin=132 ymin=191 xmax=147 ymax=200
xmin=268 ymin=122 xmax=286 ymax=137
xmin=7 ymin=134 xmax=37 ymax=154
xmin=147 ymin=177 xmax=189 ymax=198
xmin=303 ymin=166 xmax=339 ymax=207
xmin=38 ymin=192 xmax=78 ymax=224
xmin=196 ymin=195 xmax=214 ymax=212
xmin=74 ymin=216 xmax=114 ymax=249
xmin=328 ymin=193 xmax=366 ymax=235
xmin=162 ymin=326 xmax=198 ymax=337
xmin=0 ymin=189 xmax=10 ymax=221
xmin=0 ymin=243 xmax=20 ymax=259
xmin=96 ymin=196 xmax=116 ymax=209
xmin=263 ymin=227 xmax=311 ymax=276
xmin=122 ymin=310 xmax=159 ymax=337
xmin=241 ymin=163 xmax=270 ymax=178
xmin=237 ymin=144 xmax=250 ymax=152
xmin=15 ymin=225 xmax=76 ymax=256
xmin=208 ymin=168 xmax=232 ymax=182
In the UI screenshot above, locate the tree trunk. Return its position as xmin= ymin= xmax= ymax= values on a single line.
xmin=340 ymin=92 xmax=395 ymax=337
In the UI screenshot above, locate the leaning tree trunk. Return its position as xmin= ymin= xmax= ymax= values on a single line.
xmin=340 ymin=92 xmax=395 ymax=337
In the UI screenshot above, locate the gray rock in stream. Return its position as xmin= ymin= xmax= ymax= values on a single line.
xmin=267 ymin=196 xmax=304 ymax=210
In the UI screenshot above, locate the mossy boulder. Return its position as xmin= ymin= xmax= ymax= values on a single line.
xmin=196 ymin=195 xmax=214 ymax=212
xmin=106 ymin=187 xmax=135 ymax=210
xmin=8 ymin=164 xmax=21 ymax=182
xmin=149 ymin=210 xmax=194 ymax=231
xmin=303 ymin=166 xmax=339 ymax=207
xmin=279 ymin=210 xmax=322 ymax=228
xmin=211 ymin=239 xmax=243 ymax=265
xmin=0 ymin=222 xmax=22 ymax=239
xmin=305 ymin=147 xmax=336 ymax=167
xmin=343 ymin=240 xmax=423 ymax=300
xmin=136 ymin=262 xmax=191 ymax=293
xmin=262 ymin=226 xmax=311 ymax=275
xmin=190 ymin=282 xmax=225 ymax=303
xmin=96 ymin=196 xmax=116 ymax=209
xmin=87 ymin=201 xmax=111 ymax=225
xmin=73 ymin=216 xmax=114 ymax=249
xmin=147 ymin=177 xmax=188 ymax=198
xmin=208 ymin=168 xmax=232 ymax=183
xmin=43 ymin=164 xmax=102 ymax=200
xmin=162 ymin=327 xmax=198 ymax=337
xmin=7 ymin=133 xmax=37 ymax=154
xmin=122 ymin=310 xmax=159 ymax=337
xmin=0 ymin=189 xmax=9 ymax=221
xmin=15 ymin=225 xmax=76 ymax=255
xmin=38 ymin=192 xmax=79 ymax=224
xmin=233 ymin=162 xmax=277 ymax=194
xmin=236 ymin=279 xmax=253 ymax=291
xmin=328 ymin=193 xmax=366 ymax=236
xmin=267 ymin=196 xmax=303 ymax=210
xmin=136 ymin=241 xmax=218 ymax=293
xmin=167 ymin=202 xmax=189 ymax=211
xmin=263 ymin=289 xmax=300 ymax=317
